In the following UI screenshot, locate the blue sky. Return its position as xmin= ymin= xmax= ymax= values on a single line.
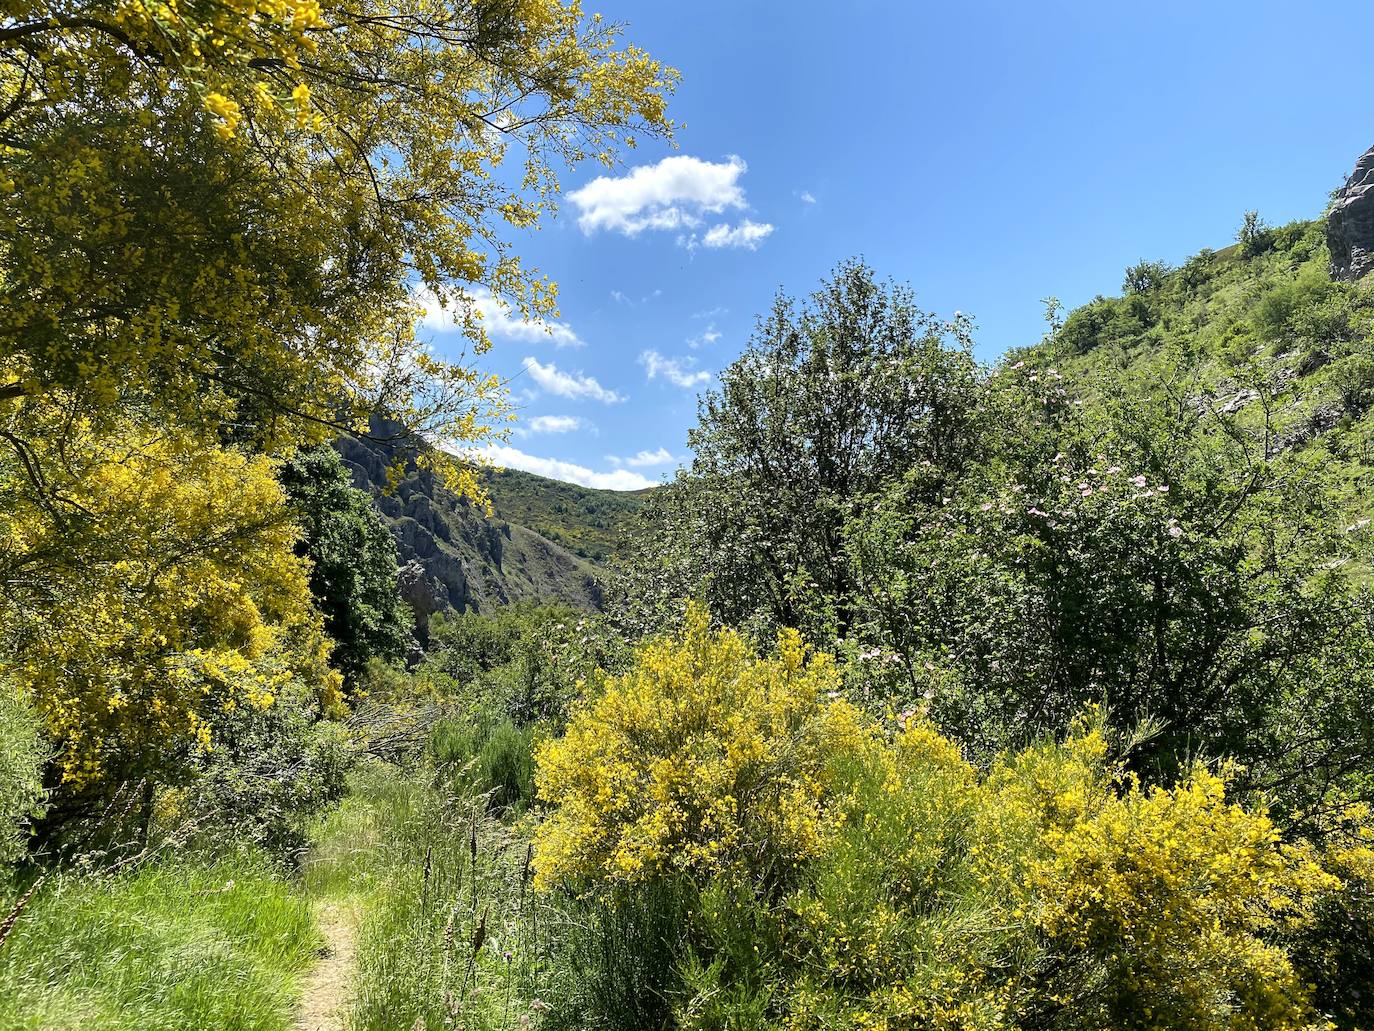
xmin=420 ymin=0 xmax=1374 ymax=490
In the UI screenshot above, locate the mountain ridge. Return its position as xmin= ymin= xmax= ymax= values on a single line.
xmin=335 ymin=430 xmax=646 ymax=629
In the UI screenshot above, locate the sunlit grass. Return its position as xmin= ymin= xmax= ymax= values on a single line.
xmin=0 ymin=857 xmax=318 ymax=1031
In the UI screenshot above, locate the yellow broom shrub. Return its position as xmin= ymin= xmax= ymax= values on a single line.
xmin=535 ymin=611 xmax=1372 ymax=1029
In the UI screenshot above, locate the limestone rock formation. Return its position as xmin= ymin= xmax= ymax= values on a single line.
xmin=1329 ymin=144 xmax=1374 ymax=281
xmin=333 ymin=418 xmax=608 ymax=619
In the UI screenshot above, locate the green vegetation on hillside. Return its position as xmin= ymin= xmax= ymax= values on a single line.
xmin=1043 ymin=218 xmax=1374 ymax=515
xmin=486 ymin=468 xmax=649 ymax=564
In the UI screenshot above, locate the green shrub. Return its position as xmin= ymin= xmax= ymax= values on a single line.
xmin=0 ymin=682 xmax=47 ymax=866
xmin=1252 ymin=263 xmax=1336 ymax=344
xmin=539 ymin=882 xmax=690 ymax=1031
xmin=160 ymin=686 xmax=354 ymax=859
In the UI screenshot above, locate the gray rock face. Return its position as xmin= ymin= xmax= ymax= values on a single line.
xmin=1329 ymin=144 xmax=1374 ymax=281
xmin=396 ymin=559 xmax=448 ymax=648
xmin=333 ymin=416 xmax=607 ymax=622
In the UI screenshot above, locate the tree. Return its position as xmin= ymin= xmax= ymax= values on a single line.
xmin=2 ymin=0 xmax=676 ymax=502
xmin=0 ymin=422 xmax=342 ymax=794
xmin=616 ymin=260 xmax=984 ymax=641
xmin=1122 ymin=258 xmax=1171 ymax=295
xmin=278 ymin=445 xmax=413 ymax=682
xmin=844 ymin=352 xmax=1374 ymax=821
xmin=0 ymin=1 xmax=674 ymax=815
xmin=1238 ymin=209 xmax=1273 ymax=257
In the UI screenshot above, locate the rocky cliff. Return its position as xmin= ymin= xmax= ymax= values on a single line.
xmin=1329 ymin=143 xmax=1374 ymax=281
xmin=334 ymin=425 xmax=614 ymax=634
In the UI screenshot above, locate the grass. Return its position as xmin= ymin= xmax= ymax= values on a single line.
xmin=0 ymin=856 xmax=319 ymax=1031
xmin=302 ymin=759 xmax=547 ymax=1031
xmin=431 ymin=716 xmax=538 ymax=813
xmin=0 ymin=739 xmax=662 ymax=1031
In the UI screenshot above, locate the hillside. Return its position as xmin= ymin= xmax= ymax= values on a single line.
xmin=484 ymin=466 xmax=649 ymax=563
xmin=1021 ymin=209 xmax=1374 ymax=516
xmin=335 ymin=427 xmax=645 ymax=626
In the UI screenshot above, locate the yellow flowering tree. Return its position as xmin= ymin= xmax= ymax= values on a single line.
xmin=0 ymin=418 xmax=341 ymax=791
xmin=0 ymin=0 xmax=673 ymax=818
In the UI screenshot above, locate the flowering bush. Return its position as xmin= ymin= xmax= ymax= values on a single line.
xmin=534 ymin=604 xmax=865 ymax=889
xmin=534 ymin=612 xmax=1374 ymax=1029
xmin=1027 ymin=765 xmax=1334 ymax=1029
xmin=1 ymin=423 xmax=342 ymax=792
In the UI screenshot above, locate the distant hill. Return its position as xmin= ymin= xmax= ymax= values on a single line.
xmin=484 ymin=467 xmax=650 ymax=564
xmin=335 ymin=428 xmax=647 ymax=624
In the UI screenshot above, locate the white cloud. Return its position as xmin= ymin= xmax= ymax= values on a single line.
xmin=693 ymin=306 xmax=728 ymax=320
xmin=688 ymin=322 xmax=722 ymax=349
xmin=610 ymin=287 xmax=663 ymax=307
xmin=524 ymin=356 xmax=624 ymax=404
xmin=520 ymin=414 xmax=586 ymax=436
xmin=640 ymin=350 xmax=711 ymax=389
xmin=475 ymin=444 xmax=655 ymax=491
xmin=624 ymin=447 xmax=676 ymax=467
xmin=701 ymin=219 xmax=775 ymax=250
xmin=568 ymin=156 xmax=762 ymax=242
xmin=417 ymin=286 xmax=583 ymax=348
xmin=799 ymin=190 xmax=817 ymax=204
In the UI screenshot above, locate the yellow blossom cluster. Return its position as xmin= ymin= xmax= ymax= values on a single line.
xmin=0 ymin=411 xmax=342 ymax=787
xmin=534 ymin=613 xmax=1374 ymax=1028
xmin=534 ymin=604 xmax=866 ymax=889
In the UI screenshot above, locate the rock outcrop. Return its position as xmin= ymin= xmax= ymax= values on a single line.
xmin=1329 ymin=144 xmax=1374 ymax=281
xmin=334 ymin=417 xmax=608 ymax=621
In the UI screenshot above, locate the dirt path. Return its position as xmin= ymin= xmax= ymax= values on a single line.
xmin=295 ymin=900 xmax=356 ymax=1031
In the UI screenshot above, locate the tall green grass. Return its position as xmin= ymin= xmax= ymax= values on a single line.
xmin=303 ymin=760 xmax=545 ymax=1031
xmin=0 ymin=857 xmax=318 ymax=1031
xmin=430 ymin=717 xmax=537 ymax=812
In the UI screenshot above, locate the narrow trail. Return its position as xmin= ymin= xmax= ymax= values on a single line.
xmin=295 ymin=900 xmax=357 ymax=1031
